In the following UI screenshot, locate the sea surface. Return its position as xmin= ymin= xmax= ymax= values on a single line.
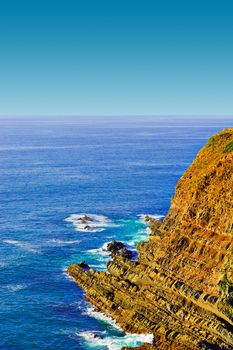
xmin=0 ymin=116 xmax=232 ymax=350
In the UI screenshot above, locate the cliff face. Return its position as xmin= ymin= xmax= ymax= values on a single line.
xmin=68 ymin=128 xmax=233 ymax=350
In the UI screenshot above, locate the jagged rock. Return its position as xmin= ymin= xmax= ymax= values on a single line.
xmin=83 ymin=215 xmax=93 ymax=221
xmin=107 ymin=240 xmax=125 ymax=252
xmin=78 ymin=261 xmax=90 ymax=269
xmin=93 ymin=334 xmax=101 ymax=339
xmin=107 ymin=240 xmax=133 ymax=259
xmin=116 ymin=247 xmax=133 ymax=260
xmin=68 ymin=128 xmax=233 ymax=350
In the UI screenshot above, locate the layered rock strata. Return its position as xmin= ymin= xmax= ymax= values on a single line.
xmin=68 ymin=128 xmax=233 ymax=350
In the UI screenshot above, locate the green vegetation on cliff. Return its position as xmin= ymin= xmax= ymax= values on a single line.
xmin=224 ymin=140 xmax=233 ymax=153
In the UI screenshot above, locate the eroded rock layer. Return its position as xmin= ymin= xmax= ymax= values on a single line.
xmin=68 ymin=128 xmax=233 ymax=350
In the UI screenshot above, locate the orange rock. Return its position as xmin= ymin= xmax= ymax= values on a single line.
xmin=68 ymin=128 xmax=233 ymax=350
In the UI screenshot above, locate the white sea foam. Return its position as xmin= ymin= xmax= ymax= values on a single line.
xmin=3 ymin=239 xmax=40 ymax=253
xmin=62 ymin=267 xmax=76 ymax=282
xmin=102 ymin=241 xmax=109 ymax=250
xmin=86 ymin=242 xmax=112 ymax=269
xmin=127 ymin=227 xmax=151 ymax=246
xmin=137 ymin=213 xmax=165 ymax=223
xmin=126 ymin=214 xmax=165 ymax=246
xmin=48 ymin=239 xmax=81 ymax=245
xmin=64 ymin=213 xmax=116 ymax=232
xmin=1 ymin=284 xmax=28 ymax=292
xmin=0 ymin=262 xmax=7 ymax=269
xmin=87 ymin=247 xmax=109 ymax=256
xmin=87 ymin=244 xmax=110 ymax=258
xmin=127 ymin=239 xmax=144 ymax=247
xmin=83 ymin=305 xmax=120 ymax=329
xmin=90 ymin=264 xmax=107 ymax=269
xmin=79 ymin=330 xmax=153 ymax=350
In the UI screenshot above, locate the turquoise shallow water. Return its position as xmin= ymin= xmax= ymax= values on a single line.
xmin=0 ymin=116 xmax=232 ymax=350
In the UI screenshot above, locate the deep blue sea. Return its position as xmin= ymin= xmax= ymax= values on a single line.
xmin=0 ymin=116 xmax=232 ymax=350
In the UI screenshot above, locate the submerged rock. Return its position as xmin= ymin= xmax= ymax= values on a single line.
xmin=83 ymin=215 xmax=93 ymax=222
xmin=68 ymin=129 xmax=233 ymax=350
xmin=79 ymin=218 xmax=88 ymax=224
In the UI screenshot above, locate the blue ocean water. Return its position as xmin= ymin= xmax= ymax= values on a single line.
xmin=0 ymin=116 xmax=232 ymax=350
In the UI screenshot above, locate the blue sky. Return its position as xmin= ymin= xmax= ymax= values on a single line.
xmin=0 ymin=0 xmax=232 ymax=115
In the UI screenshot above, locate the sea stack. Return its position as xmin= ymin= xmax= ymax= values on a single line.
xmin=68 ymin=128 xmax=233 ymax=350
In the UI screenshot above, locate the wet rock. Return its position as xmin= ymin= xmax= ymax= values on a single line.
xmin=107 ymin=240 xmax=133 ymax=260
xmin=83 ymin=215 xmax=93 ymax=221
xmin=107 ymin=240 xmax=125 ymax=252
xmin=78 ymin=261 xmax=90 ymax=270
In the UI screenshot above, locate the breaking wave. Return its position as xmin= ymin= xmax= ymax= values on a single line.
xmin=3 ymin=239 xmax=40 ymax=253
xmin=83 ymin=305 xmax=120 ymax=329
xmin=64 ymin=213 xmax=118 ymax=232
xmin=47 ymin=239 xmax=81 ymax=245
xmin=79 ymin=330 xmax=153 ymax=350
xmin=137 ymin=213 xmax=165 ymax=223
xmin=0 ymin=262 xmax=8 ymax=269
xmin=0 ymin=284 xmax=28 ymax=292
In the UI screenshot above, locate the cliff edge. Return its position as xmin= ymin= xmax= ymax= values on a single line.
xmin=68 ymin=128 xmax=233 ymax=350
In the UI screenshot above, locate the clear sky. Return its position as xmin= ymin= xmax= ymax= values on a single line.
xmin=0 ymin=0 xmax=232 ymax=116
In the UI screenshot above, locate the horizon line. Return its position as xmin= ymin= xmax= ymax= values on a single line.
xmin=0 ymin=114 xmax=233 ymax=118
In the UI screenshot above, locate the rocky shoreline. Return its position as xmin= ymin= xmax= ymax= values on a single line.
xmin=68 ymin=129 xmax=233 ymax=350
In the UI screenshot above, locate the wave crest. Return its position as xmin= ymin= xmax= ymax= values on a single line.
xmin=48 ymin=239 xmax=81 ymax=245
xmin=0 ymin=284 xmax=28 ymax=292
xmin=64 ymin=213 xmax=117 ymax=233
xmin=79 ymin=330 xmax=153 ymax=350
xmin=137 ymin=213 xmax=165 ymax=223
xmin=3 ymin=239 xmax=40 ymax=253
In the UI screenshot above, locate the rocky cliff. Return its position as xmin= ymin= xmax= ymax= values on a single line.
xmin=68 ymin=128 xmax=233 ymax=350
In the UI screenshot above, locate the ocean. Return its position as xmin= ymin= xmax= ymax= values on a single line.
xmin=0 ymin=116 xmax=232 ymax=350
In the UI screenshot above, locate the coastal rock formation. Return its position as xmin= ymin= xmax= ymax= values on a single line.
xmin=107 ymin=240 xmax=134 ymax=260
xmin=68 ymin=128 xmax=233 ymax=350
